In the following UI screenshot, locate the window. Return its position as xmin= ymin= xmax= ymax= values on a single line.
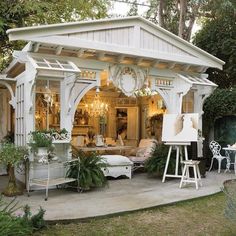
xmin=35 ymin=79 xmax=60 ymax=131
xmin=31 ymin=57 xmax=80 ymax=73
xmin=177 ymin=73 xmax=216 ymax=87
xmin=182 ymin=91 xmax=194 ymax=113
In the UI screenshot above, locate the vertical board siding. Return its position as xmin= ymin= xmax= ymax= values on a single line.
xmin=69 ymin=27 xmax=134 ymax=47
xmin=140 ymin=28 xmax=191 ymax=57
xmin=65 ymin=25 xmax=197 ymax=59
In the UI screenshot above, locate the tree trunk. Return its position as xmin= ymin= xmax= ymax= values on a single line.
xmin=3 ymin=165 xmax=22 ymax=196
xmin=158 ymin=0 xmax=165 ymax=27
xmin=185 ymin=15 xmax=195 ymax=41
xmin=178 ymin=0 xmax=187 ymax=39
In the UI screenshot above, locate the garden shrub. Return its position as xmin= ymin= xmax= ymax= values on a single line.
xmin=0 ymin=212 xmax=32 ymax=236
xmin=23 ymin=204 xmax=46 ymax=231
xmin=0 ymin=195 xmax=46 ymax=235
xmin=145 ymin=144 xmax=176 ymax=177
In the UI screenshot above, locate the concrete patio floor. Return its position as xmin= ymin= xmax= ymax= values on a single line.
xmin=0 ymin=171 xmax=235 ymax=221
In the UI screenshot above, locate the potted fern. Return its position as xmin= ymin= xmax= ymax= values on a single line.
xmin=0 ymin=142 xmax=28 ymax=196
xmin=66 ymin=148 xmax=108 ymax=191
xmin=145 ymin=144 xmax=176 ymax=177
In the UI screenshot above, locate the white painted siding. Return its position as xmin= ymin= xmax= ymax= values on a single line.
xmin=140 ymin=28 xmax=193 ymax=57
xmin=69 ymin=27 xmax=134 ymax=47
xmin=67 ymin=26 xmax=194 ymax=58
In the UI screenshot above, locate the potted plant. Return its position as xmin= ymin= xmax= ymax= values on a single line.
xmin=29 ymin=131 xmax=53 ymax=156
xmin=66 ymin=148 xmax=107 ymax=191
xmin=0 ymin=142 xmax=28 ymax=196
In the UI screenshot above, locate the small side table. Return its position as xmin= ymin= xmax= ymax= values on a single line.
xmin=179 ymin=160 xmax=202 ymax=190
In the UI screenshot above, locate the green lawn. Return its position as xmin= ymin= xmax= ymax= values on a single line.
xmin=35 ymin=193 xmax=236 ymax=236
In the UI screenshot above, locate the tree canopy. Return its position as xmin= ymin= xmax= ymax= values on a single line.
xmin=144 ymin=0 xmax=209 ymax=41
xmin=193 ymin=0 xmax=236 ymax=88
xmin=0 ymin=0 xmax=110 ymax=71
xmin=203 ymin=88 xmax=236 ymax=125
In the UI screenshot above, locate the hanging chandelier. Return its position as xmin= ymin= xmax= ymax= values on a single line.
xmin=85 ymin=93 xmax=108 ymax=117
xmin=134 ymin=78 xmax=157 ymax=97
xmin=134 ymin=86 xmax=158 ymax=97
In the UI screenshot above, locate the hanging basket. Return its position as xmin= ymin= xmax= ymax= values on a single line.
xmin=222 ymin=179 xmax=236 ymax=220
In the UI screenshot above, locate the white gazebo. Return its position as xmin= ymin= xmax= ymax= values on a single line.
xmin=0 ymin=16 xmax=224 ymax=180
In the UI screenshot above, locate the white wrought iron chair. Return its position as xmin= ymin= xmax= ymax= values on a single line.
xmin=209 ymin=140 xmax=229 ymax=173
xmin=128 ymin=139 xmax=158 ymax=171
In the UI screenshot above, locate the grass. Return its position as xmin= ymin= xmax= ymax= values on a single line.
xmin=34 ymin=192 xmax=236 ymax=236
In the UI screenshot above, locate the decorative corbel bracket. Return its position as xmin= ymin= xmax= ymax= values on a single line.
xmin=65 ymin=73 xmax=78 ymax=114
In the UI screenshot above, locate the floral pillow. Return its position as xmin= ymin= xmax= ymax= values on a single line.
xmin=136 ymin=147 xmax=152 ymax=158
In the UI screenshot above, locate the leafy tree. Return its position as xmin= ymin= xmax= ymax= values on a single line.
xmin=127 ymin=0 xmax=139 ymax=16
xmin=145 ymin=0 xmax=208 ymax=41
xmin=193 ymin=0 xmax=236 ymax=88
xmin=0 ymin=0 xmax=110 ymax=71
xmin=202 ymin=88 xmax=236 ymax=148
xmin=203 ymin=88 xmax=236 ymax=127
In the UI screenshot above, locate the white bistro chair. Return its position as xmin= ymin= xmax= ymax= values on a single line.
xmin=209 ymin=140 xmax=229 ymax=173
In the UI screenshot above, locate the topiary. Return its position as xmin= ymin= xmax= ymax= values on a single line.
xmin=0 ymin=143 xmax=28 ymax=196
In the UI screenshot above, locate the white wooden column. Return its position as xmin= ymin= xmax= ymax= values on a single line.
xmin=194 ymin=85 xmax=216 ymax=157
xmin=15 ymin=63 xmax=37 ymax=145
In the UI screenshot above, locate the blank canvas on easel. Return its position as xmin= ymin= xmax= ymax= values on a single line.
xmin=162 ymin=113 xmax=199 ymax=142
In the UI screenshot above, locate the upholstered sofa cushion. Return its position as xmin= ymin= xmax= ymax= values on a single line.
xmin=100 ymin=155 xmax=133 ymax=166
xmin=136 ymin=139 xmax=157 ymax=158
xmin=129 ymin=155 xmax=147 ymax=163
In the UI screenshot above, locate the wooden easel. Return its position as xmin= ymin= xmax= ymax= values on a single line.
xmin=162 ymin=142 xmax=191 ymax=183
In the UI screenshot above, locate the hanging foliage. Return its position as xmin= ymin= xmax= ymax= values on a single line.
xmin=193 ymin=0 xmax=236 ymax=88
xmin=203 ymin=88 xmax=236 ymax=129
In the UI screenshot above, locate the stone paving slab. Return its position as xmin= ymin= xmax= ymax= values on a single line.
xmin=0 ymin=172 xmax=235 ymax=221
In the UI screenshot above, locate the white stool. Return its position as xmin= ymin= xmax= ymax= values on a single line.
xmin=179 ymin=160 xmax=202 ymax=190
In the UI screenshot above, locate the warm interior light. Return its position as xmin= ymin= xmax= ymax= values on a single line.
xmin=134 ymin=78 xmax=157 ymax=97
xmin=85 ymin=93 xmax=108 ymax=117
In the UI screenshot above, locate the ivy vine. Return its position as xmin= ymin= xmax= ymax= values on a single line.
xmin=203 ymin=88 xmax=236 ymax=129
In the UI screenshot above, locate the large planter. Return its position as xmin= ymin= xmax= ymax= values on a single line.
xmin=37 ymin=147 xmax=48 ymax=157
